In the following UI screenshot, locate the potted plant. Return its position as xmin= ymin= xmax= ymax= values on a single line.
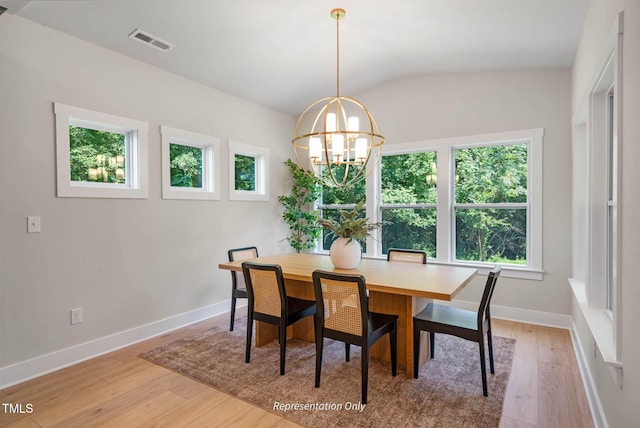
xmin=278 ymin=159 xmax=323 ymax=253
xmin=319 ymin=199 xmax=381 ymax=269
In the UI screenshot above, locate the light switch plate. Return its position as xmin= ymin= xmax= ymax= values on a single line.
xmin=27 ymin=216 xmax=41 ymax=233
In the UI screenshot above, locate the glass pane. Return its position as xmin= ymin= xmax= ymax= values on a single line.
xmin=321 ymin=164 xmax=365 ymax=205
xmin=169 ymin=143 xmax=203 ymax=188
xmin=455 ymin=208 xmax=526 ymax=264
xmin=235 ymin=154 xmax=256 ymax=191
xmin=382 ymin=152 xmax=437 ymax=204
xmin=455 ymin=144 xmax=527 ymax=203
xmin=69 ymin=126 xmax=126 ymax=184
xmin=381 ymin=208 xmax=436 ymax=257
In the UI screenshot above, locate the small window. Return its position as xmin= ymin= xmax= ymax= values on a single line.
xmin=160 ymin=126 xmax=221 ymax=200
xmin=54 ymin=103 xmax=148 ymax=198
xmin=228 ymin=141 xmax=269 ymax=201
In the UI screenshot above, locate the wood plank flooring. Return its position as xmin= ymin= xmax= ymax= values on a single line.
xmin=0 ymin=314 xmax=593 ymax=427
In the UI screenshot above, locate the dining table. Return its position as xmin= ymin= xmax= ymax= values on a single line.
xmin=218 ymin=252 xmax=478 ymax=378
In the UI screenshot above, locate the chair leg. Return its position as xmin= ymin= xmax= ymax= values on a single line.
xmin=315 ymin=337 xmax=323 ymax=388
xmin=245 ymin=312 xmax=253 ymax=364
xmin=345 ymin=343 xmax=350 ymax=362
xmin=279 ymin=322 xmax=287 ymax=376
xmin=361 ymin=345 xmax=369 ymax=405
xmin=413 ymin=323 xmax=420 ymax=379
xmin=230 ymin=295 xmax=236 ymax=331
xmin=478 ymin=337 xmax=488 ymax=397
xmin=390 ymin=321 xmax=397 ymax=377
xmin=487 ymin=325 xmax=495 ymax=374
xmin=430 ymin=332 xmax=435 ymax=358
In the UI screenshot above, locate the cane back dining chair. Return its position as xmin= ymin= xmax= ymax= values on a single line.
xmin=312 ymin=270 xmax=398 ymax=404
xmin=413 ymin=266 xmax=502 ymax=396
xmin=387 ymin=248 xmax=427 ymax=264
xmin=227 ymin=246 xmax=258 ymax=331
xmin=242 ymin=262 xmax=317 ymax=375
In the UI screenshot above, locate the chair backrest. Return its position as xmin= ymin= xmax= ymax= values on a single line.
xmin=477 ymin=266 xmax=502 ymax=327
xmin=387 ymin=248 xmax=427 ymax=264
xmin=228 ymin=246 xmax=258 ymax=289
xmin=242 ymin=262 xmax=285 ymax=318
xmin=312 ymin=270 xmax=368 ymax=337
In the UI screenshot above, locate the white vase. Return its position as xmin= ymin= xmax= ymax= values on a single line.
xmin=329 ymin=238 xmax=362 ymax=269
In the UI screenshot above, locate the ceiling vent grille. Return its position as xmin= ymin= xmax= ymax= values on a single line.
xmin=128 ymin=29 xmax=173 ymax=52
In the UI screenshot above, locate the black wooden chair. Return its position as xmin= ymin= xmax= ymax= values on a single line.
xmin=413 ymin=266 xmax=502 ymax=396
xmin=387 ymin=248 xmax=427 ymax=264
xmin=312 ymin=270 xmax=398 ymax=404
xmin=227 ymin=246 xmax=258 ymax=331
xmin=242 ymin=262 xmax=317 ymax=375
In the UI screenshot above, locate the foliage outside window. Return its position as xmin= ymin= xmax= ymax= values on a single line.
xmin=160 ymin=126 xmax=220 ymax=200
xmin=228 ymin=141 xmax=269 ymax=201
xmin=170 ymin=144 xmax=202 ymax=188
xmin=380 ymin=152 xmax=437 ymax=257
xmin=69 ymin=126 xmax=126 ymax=184
xmin=454 ymin=144 xmax=528 ymax=265
xmin=54 ymin=102 xmax=148 ymax=199
xmin=235 ymin=154 xmax=256 ymax=191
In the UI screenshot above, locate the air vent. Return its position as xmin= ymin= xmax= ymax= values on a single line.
xmin=128 ymin=29 xmax=173 ymax=52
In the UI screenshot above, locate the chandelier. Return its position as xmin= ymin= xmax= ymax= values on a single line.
xmin=292 ymin=8 xmax=384 ymax=188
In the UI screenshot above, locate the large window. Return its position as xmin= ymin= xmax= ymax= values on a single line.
xmin=454 ymin=144 xmax=528 ymax=265
xmin=55 ymin=103 xmax=148 ymax=198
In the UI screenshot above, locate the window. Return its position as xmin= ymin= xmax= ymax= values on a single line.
xmin=160 ymin=126 xmax=221 ymax=200
xmin=318 ymin=165 xmax=366 ymax=251
xmin=454 ymin=143 xmax=528 ymax=265
xmin=228 ymin=141 xmax=269 ymax=201
xmin=54 ymin=103 xmax=148 ymax=198
xmin=369 ymin=129 xmax=543 ymax=279
xmin=379 ymin=152 xmax=437 ymax=256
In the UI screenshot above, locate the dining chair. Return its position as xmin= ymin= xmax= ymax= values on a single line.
xmin=412 ymin=266 xmax=501 ymax=396
xmin=387 ymin=248 xmax=427 ymax=264
xmin=242 ymin=262 xmax=317 ymax=375
xmin=227 ymin=246 xmax=258 ymax=331
xmin=312 ymin=270 xmax=398 ymax=404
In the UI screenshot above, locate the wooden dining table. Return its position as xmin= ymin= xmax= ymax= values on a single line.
xmin=218 ymin=252 xmax=477 ymax=378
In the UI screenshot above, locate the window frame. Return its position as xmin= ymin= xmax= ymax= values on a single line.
xmin=228 ymin=140 xmax=269 ymax=201
xmin=54 ymin=102 xmax=149 ymax=199
xmin=371 ymin=128 xmax=543 ymax=280
xmin=160 ymin=126 xmax=221 ymax=201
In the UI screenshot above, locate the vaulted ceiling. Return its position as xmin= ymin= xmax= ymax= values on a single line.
xmin=0 ymin=0 xmax=589 ymax=115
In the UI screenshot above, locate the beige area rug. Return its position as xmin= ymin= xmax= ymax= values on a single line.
xmin=140 ymin=318 xmax=515 ymax=428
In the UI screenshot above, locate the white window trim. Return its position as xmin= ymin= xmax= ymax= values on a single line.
xmin=228 ymin=140 xmax=269 ymax=201
xmin=373 ymin=128 xmax=543 ymax=281
xmin=54 ymin=103 xmax=148 ymax=199
xmin=160 ymin=126 xmax=221 ymax=201
xmin=570 ymin=11 xmax=623 ymax=385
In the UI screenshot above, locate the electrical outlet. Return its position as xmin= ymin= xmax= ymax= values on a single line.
xmin=71 ymin=308 xmax=83 ymax=325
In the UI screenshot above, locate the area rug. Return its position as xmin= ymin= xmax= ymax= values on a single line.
xmin=140 ymin=318 xmax=515 ymax=428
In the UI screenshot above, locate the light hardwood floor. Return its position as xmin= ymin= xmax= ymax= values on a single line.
xmin=0 ymin=314 xmax=593 ymax=427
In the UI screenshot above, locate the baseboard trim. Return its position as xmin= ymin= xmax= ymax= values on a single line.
xmin=569 ymin=320 xmax=608 ymax=428
xmin=0 ymin=300 xmax=244 ymax=389
xmin=439 ymin=299 xmax=573 ymax=329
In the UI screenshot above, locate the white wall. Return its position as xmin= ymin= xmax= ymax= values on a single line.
xmin=571 ymin=0 xmax=640 ymax=426
xmin=0 ymin=15 xmax=294 ymax=371
xmin=357 ymin=69 xmax=573 ymax=317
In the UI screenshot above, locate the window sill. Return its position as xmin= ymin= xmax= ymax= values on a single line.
xmin=314 ymin=251 xmax=544 ymax=280
xmin=569 ymin=278 xmax=623 ymax=387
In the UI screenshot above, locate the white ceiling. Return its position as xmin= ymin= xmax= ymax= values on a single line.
xmin=0 ymin=0 xmax=589 ymax=116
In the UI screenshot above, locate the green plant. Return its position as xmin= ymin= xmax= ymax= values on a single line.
xmin=319 ymin=199 xmax=381 ymax=245
xmin=278 ymin=159 xmax=322 ymax=252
